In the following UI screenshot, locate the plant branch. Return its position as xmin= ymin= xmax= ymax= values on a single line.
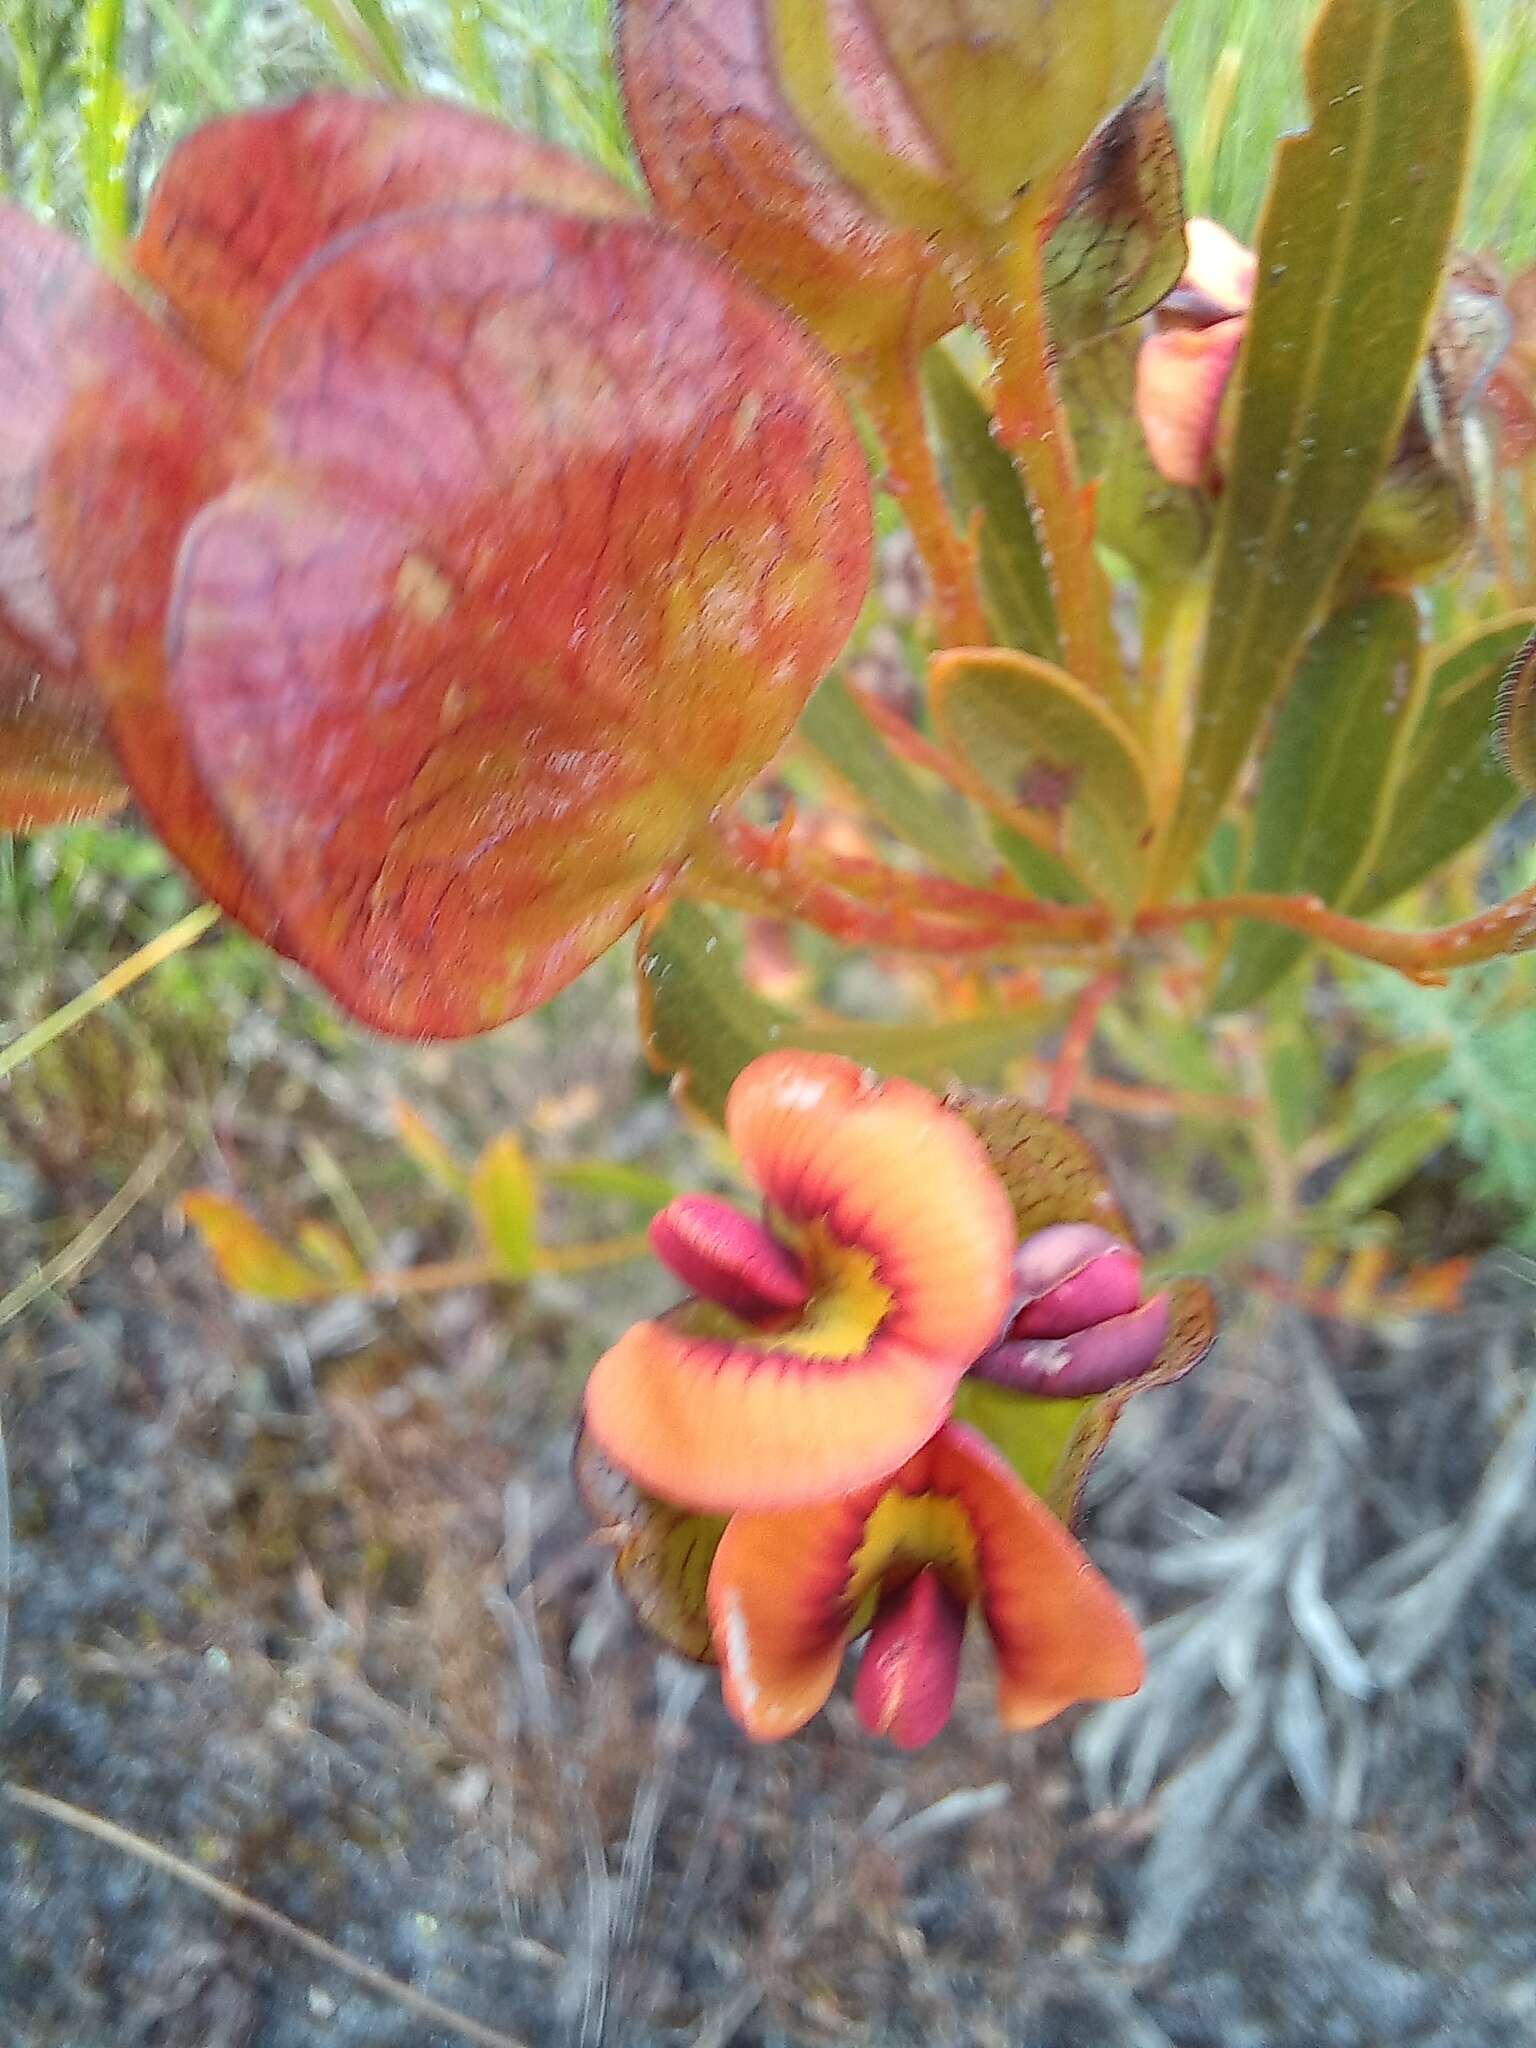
xmin=698 ymin=815 xmax=1110 ymax=953
xmin=1047 ymin=971 xmax=1121 ymax=1115
xmin=1136 ymin=884 xmax=1536 ymax=979
xmin=4 ymin=1786 xmax=529 ymax=2048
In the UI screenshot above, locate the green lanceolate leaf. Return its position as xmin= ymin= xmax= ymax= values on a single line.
xmin=923 ymin=347 xmax=1060 ymax=661
xmin=1044 ymin=63 xmax=1188 ymax=351
xmin=931 ymin=648 xmax=1151 ymax=914
xmin=799 ymin=672 xmax=991 ymax=883
xmin=1214 ymin=592 xmax=1421 ymax=1010
xmin=1344 ymin=612 xmax=1534 ymax=913
xmin=1497 ymin=628 xmax=1536 ymax=798
xmin=638 ymin=902 xmax=1058 ymax=1124
xmin=1152 ymin=0 xmax=1474 ymax=894
xmin=1316 ymin=1105 xmax=1455 ymax=1224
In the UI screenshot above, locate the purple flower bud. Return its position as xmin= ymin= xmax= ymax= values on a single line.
xmin=974 ymin=1292 xmax=1171 ymax=1399
xmin=649 ymin=1193 xmax=810 ymax=1323
xmin=969 ymin=1222 xmax=1170 ymax=1398
xmin=1006 ymin=1222 xmax=1143 ymax=1338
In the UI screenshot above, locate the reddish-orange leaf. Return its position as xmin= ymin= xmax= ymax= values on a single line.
xmin=0 ymin=639 xmax=126 ymax=832
xmin=619 ymin=0 xmax=955 ymax=360
xmin=134 ymin=94 xmax=639 ymax=377
xmin=163 ymin=207 xmax=869 ymax=1037
xmin=0 ymin=205 xmax=287 ymax=938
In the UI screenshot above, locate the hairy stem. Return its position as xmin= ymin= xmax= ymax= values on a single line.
xmin=853 ymin=346 xmax=988 ymax=647
xmin=1136 ymin=884 xmax=1536 ymax=978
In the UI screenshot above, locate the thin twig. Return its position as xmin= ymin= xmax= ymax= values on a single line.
xmin=0 ymin=903 xmax=219 ymax=1086
xmin=4 ymin=1785 xmax=531 ymax=2048
xmin=1048 ymin=971 xmax=1121 ymax=1115
xmin=0 ymin=1133 xmax=181 ymax=1333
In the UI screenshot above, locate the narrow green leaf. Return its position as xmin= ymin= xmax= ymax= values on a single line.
xmin=1153 ymin=0 xmax=1474 ymax=892
xmin=1214 ymin=593 xmax=1420 ymax=1009
xmin=1346 ymin=613 xmax=1533 ymax=912
xmin=1317 ymin=1106 xmax=1455 ymax=1223
xmin=638 ymin=903 xmax=1057 ymax=1125
xmin=470 ymin=1134 xmax=540 ymax=1282
xmin=799 ymin=673 xmax=991 ymax=884
xmin=922 ymin=349 xmax=1060 ymax=662
xmin=932 ymin=648 xmax=1150 ymax=913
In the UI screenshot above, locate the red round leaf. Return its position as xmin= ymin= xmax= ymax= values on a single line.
xmin=134 ymin=94 xmax=638 ymax=376
xmin=168 ymin=207 xmax=871 ymax=1037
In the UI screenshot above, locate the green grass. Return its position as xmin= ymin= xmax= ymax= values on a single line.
xmin=2 ymin=1 xmax=1531 ymax=254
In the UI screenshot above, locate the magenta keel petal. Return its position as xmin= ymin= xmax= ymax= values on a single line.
xmin=648 ymin=1193 xmax=810 ymax=1322
xmin=974 ymin=1292 xmax=1172 ymax=1398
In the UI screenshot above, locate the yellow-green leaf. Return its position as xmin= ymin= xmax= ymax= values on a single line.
xmin=469 ymin=1135 xmax=540 ymax=1282
xmin=1153 ymin=0 xmax=1474 ymax=893
xmin=1214 ymin=593 xmax=1421 ymax=1010
xmin=931 ymin=648 xmax=1151 ymax=913
xmin=181 ymin=1191 xmax=331 ymax=1302
xmin=391 ymin=1099 xmax=470 ymax=1198
xmin=1345 ymin=613 xmax=1533 ymax=913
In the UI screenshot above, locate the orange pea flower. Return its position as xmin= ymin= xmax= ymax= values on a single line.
xmin=582 ymin=1051 xmax=1015 ymax=1513
xmin=0 ymin=96 xmax=870 ymax=1037
xmin=708 ymin=1419 xmax=1142 ymax=1747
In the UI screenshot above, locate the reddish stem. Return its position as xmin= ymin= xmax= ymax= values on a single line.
xmin=1135 ymin=886 xmax=1536 ymax=979
xmin=709 ymin=815 xmax=1108 ymax=946
xmin=853 ymin=347 xmax=989 ymax=647
xmin=1047 ymin=971 xmax=1121 ymax=1116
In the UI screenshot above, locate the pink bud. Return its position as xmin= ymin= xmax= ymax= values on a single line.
xmin=648 ymin=1194 xmax=810 ymax=1323
xmin=976 ymin=1291 xmax=1171 ymax=1400
xmin=854 ymin=1566 xmax=966 ymax=1750
xmin=1007 ymin=1223 xmax=1142 ymax=1339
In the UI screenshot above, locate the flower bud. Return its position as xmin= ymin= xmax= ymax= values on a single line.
xmin=649 ymin=1194 xmax=810 ymax=1323
xmin=970 ymin=1221 xmax=1170 ymax=1398
xmin=771 ymin=0 xmax=1175 ymax=232
xmin=883 ymin=0 xmax=1173 ymax=222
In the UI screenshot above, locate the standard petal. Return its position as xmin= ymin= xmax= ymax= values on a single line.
xmin=583 ymin=1312 xmax=956 ymax=1513
xmin=134 ymin=93 xmax=636 ymax=375
xmin=707 ymin=1492 xmax=871 ymax=1741
xmin=168 ymin=208 xmax=869 ymax=1037
xmin=929 ymin=1424 xmax=1143 ymax=1729
xmin=726 ymin=1052 xmax=1015 ymax=1372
